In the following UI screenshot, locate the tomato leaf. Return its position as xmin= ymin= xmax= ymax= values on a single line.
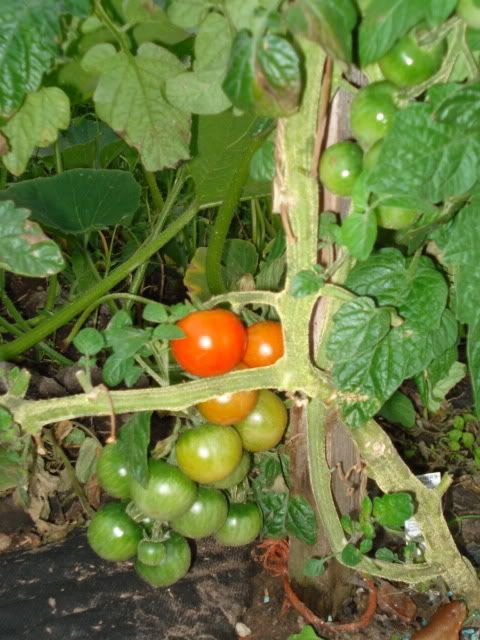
xmin=379 ymin=391 xmax=416 ymax=429
xmin=0 ymin=169 xmax=141 ymax=234
xmin=223 ymin=239 xmax=258 ymax=289
xmin=303 ymin=557 xmax=327 ymax=577
xmin=367 ymin=104 xmax=480 ymax=203
xmin=152 ymin=324 xmax=185 ymax=340
xmin=359 ymin=0 xmax=426 ymax=66
xmin=118 ymin=412 xmax=152 ymax=488
xmin=287 ymin=0 xmax=357 ymax=62
xmin=288 ymin=626 xmax=324 ymax=640
xmin=291 ymin=268 xmax=325 ymax=298
xmin=102 ymin=354 xmax=129 ymax=387
xmin=253 ymin=487 xmax=289 ymax=538
xmin=73 ymin=328 xmax=105 ymax=356
xmin=373 ymin=492 xmax=415 ymax=530
xmin=468 ymin=316 xmax=480 ymax=418
xmin=82 ymin=43 xmax=190 ymax=171
xmin=0 ymin=200 xmax=64 ymax=277
xmin=424 ymin=0 xmax=458 ymax=26
xmin=222 ymin=31 xmax=255 ymax=111
xmin=167 ymin=0 xmax=208 ymax=29
xmin=286 ymin=494 xmax=317 ymax=545
xmin=250 ymin=140 xmax=275 ymax=182
xmin=341 ymin=542 xmax=363 ymax=566
xmin=375 ymin=547 xmax=399 ymax=562
xmin=338 ymin=210 xmax=377 ymax=261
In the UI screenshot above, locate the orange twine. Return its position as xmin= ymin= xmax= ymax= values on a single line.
xmin=253 ymin=538 xmax=377 ymax=635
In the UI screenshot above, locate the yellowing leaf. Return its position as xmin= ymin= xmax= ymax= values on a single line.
xmin=1 ymin=87 xmax=70 ymax=176
xmin=83 ymin=42 xmax=191 ymax=170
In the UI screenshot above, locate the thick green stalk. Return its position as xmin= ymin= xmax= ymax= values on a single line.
xmin=0 ymin=194 xmax=197 ymax=361
xmin=206 ymin=135 xmax=264 ymax=295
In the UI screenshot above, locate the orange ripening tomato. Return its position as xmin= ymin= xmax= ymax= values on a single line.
xmin=242 ymin=321 xmax=284 ymax=368
xmin=197 ymin=388 xmax=259 ymax=425
xmin=171 ymin=309 xmax=247 ymax=377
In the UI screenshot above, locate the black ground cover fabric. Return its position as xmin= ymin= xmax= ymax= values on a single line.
xmin=0 ymin=531 xmax=255 ymax=640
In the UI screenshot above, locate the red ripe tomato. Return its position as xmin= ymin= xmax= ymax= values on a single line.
xmin=171 ymin=309 xmax=247 ymax=377
xmin=242 ymin=321 xmax=284 ymax=368
xmin=196 ymin=389 xmax=259 ymax=425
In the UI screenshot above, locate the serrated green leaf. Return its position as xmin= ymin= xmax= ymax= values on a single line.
xmin=253 ymin=487 xmax=289 ymax=538
xmin=359 ymin=538 xmax=373 ymax=553
xmin=345 ymin=248 xmax=409 ymax=306
xmin=288 ymin=0 xmax=357 ymax=62
xmin=291 ymin=269 xmax=325 ymax=298
xmin=373 ymin=492 xmax=414 ymax=530
xmin=222 ymin=30 xmax=255 ymax=111
xmin=143 ymin=303 xmax=169 ymax=323
xmin=424 ymin=0 xmax=457 ymax=26
xmin=75 ymin=437 xmax=100 ymax=483
xmin=102 ymin=354 xmax=129 ymax=387
xmin=375 ymin=547 xmax=399 ymax=562
xmin=104 ymin=325 xmax=149 ymax=358
xmin=1 ymin=87 xmax=70 ymax=175
xmin=340 ymin=514 xmax=354 ymax=535
xmin=379 ymin=391 xmax=416 ymax=428
xmin=73 ymin=328 xmax=105 ymax=356
xmin=285 ymin=494 xmax=317 ymax=545
xmin=152 ymin=324 xmax=185 ymax=340
xmin=341 ymin=542 xmax=363 ymax=566
xmin=367 ymin=104 xmax=480 ymax=203
xmin=434 ymin=82 xmax=480 ymax=131
xmin=0 ymin=200 xmax=64 ymax=277
xmin=83 ymin=43 xmax=190 ymax=171
xmin=250 ymin=140 xmax=275 ymax=182
xmin=0 ymin=0 xmax=89 ymax=116
xmin=339 ymin=211 xmax=377 ymax=261
xmin=0 ymin=449 xmax=23 ymax=491
xmin=303 ymin=557 xmax=327 ymax=577
xmin=118 ymin=412 xmax=151 ymax=487
xmin=0 ymin=169 xmax=141 ymax=234
xmin=223 ymin=239 xmax=258 ymax=289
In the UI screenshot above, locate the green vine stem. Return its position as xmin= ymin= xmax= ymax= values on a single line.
xmin=205 ymin=131 xmax=265 ymax=295
xmin=0 ymin=183 xmax=197 ymax=361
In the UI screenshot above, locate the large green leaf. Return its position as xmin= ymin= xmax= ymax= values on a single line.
xmin=285 ymin=494 xmax=317 ymax=545
xmin=338 ymin=210 xmax=377 ymax=261
xmin=166 ymin=13 xmax=232 ymax=115
xmin=188 ymin=110 xmax=271 ymax=206
xmin=82 ymin=43 xmax=191 ymax=171
xmin=0 ymin=169 xmax=141 ymax=234
xmin=287 ymin=0 xmax=357 ymax=62
xmin=367 ymin=104 xmax=480 ymax=203
xmin=0 ymin=0 xmax=90 ymax=116
xmin=0 ymin=200 xmax=64 ymax=276
xmin=359 ymin=0 xmax=425 ymax=66
xmin=329 ymin=251 xmax=449 ymax=426
xmin=0 ymin=87 xmax=70 ymax=176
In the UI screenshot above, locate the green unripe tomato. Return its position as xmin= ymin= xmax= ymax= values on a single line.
xmin=350 ymin=82 xmax=398 ymax=149
xmin=130 ymin=459 xmax=198 ymax=521
xmin=211 ymin=451 xmax=251 ymax=489
xmin=135 ymin=531 xmax=191 ymax=587
xmin=214 ymin=503 xmax=263 ymax=546
xmin=234 ymin=390 xmax=288 ymax=453
xmin=96 ymin=442 xmax=131 ymax=499
xmin=87 ymin=502 xmax=142 ymax=562
xmin=457 ymin=0 xmax=480 ymax=29
xmin=375 ymin=206 xmax=418 ymax=230
xmin=319 ymin=141 xmax=363 ymax=197
xmin=171 ymin=487 xmax=228 ymax=539
xmin=379 ymin=34 xmax=446 ymax=88
xmin=137 ymin=539 xmax=167 ymax=566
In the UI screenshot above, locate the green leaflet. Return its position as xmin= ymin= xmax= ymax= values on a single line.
xmin=328 ymin=250 xmax=451 ymax=426
xmin=118 ymin=412 xmax=152 ymax=488
xmin=338 ymin=210 xmax=377 ymax=261
xmin=373 ymin=492 xmax=414 ymax=530
xmin=368 ymin=103 xmax=480 ymax=203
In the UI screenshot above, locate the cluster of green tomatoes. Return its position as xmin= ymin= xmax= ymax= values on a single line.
xmin=319 ymin=24 xmax=451 ymax=229
xmin=87 ymin=309 xmax=287 ymax=587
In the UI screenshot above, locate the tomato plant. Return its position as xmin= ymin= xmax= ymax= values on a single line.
xmin=87 ymin=502 xmax=142 ymax=562
xmin=319 ymin=141 xmax=363 ymax=197
xmin=196 ymin=389 xmax=259 ymax=425
xmin=95 ymin=442 xmax=131 ymax=499
xmin=171 ymin=309 xmax=247 ymax=377
xmin=350 ymin=82 xmax=398 ymax=149
xmin=234 ymin=390 xmax=288 ymax=452
xmin=214 ymin=503 xmax=263 ymax=547
xmin=379 ymin=35 xmax=446 ymax=88
xmin=457 ymin=0 xmax=480 ymax=29
xmin=135 ymin=532 xmax=191 ymax=588
xmin=242 ymin=321 xmax=284 ymax=368
xmin=175 ymin=424 xmax=243 ymax=484
xmin=130 ymin=459 xmax=198 ymax=521
xmin=171 ymin=487 xmax=228 ymax=538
